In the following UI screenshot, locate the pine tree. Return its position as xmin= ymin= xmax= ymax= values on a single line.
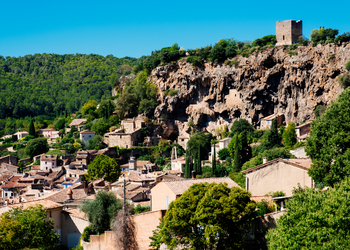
xmin=212 ymin=144 xmax=216 ymax=176
xmin=28 ymin=119 xmax=35 ymax=137
xmin=233 ymin=133 xmax=242 ymax=172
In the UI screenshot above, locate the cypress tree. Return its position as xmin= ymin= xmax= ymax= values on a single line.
xmin=197 ymin=146 xmax=202 ymax=175
xmin=262 ymin=118 xmax=282 ymax=150
xmin=240 ymin=131 xmax=252 ymax=164
xmin=28 ymin=119 xmax=35 ymax=137
xmin=212 ymin=144 xmax=216 ymax=176
xmin=233 ymin=133 xmax=242 ymax=172
xmin=185 ymin=150 xmax=191 ymax=179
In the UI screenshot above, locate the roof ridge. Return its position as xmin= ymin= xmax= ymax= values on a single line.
xmin=163 ymin=176 xmax=230 ymax=182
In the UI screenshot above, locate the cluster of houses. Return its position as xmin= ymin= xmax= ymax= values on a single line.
xmin=0 ymin=113 xmax=314 ymax=249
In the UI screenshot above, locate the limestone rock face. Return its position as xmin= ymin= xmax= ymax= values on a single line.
xmin=150 ymin=43 xmax=350 ymax=134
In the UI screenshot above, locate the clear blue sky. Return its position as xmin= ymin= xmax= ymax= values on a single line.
xmin=1 ymin=0 xmax=349 ymax=59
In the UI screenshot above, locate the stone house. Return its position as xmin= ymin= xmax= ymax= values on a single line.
xmin=151 ymin=177 xmax=239 ymax=211
xmin=40 ymin=154 xmax=58 ymax=171
xmin=276 ymin=20 xmax=303 ymax=46
xmin=104 ymin=119 xmax=144 ymax=149
xmin=242 ymin=158 xmax=313 ymax=196
xmin=0 ymin=155 xmax=17 ymax=166
xmin=177 ymin=134 xmax=190 ymax=150
xmin=0 ymin=163 xmax=18 ymax=174
xmin=39 ymin=128 xmax=56 ymax=138
xmin=14 ymin=131 xmax=29 ymax=140
xmin=260 ymin=114 xmax=285 ymax=130
xmin=1 ymin=175 xmax=29 ymax=198
xmin=171 ymin=156 xmax=186 ymax=172
xmin=68 ymin=119 xmax=87 ymax=132
xmin=209 ymin=137 xmax=231 ymax=161
xmin=79 ymin=130 xmax=95 ymax=146
xmin=295 ymin=122 xmax=311 ymax=142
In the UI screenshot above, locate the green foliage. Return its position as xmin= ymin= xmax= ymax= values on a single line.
xmin=313 ymin=104 xmax=326 ymax=117
xmin=251 ymin=35 xmax=276 ymax=47
xmin=310 ymin=28 xmax=339 ymax=45
xmin=229 ymin=172 xmax=245 ymax=188
xmin=186 ymin=56 xmax=202 ymax=66
xmin=134 ymin=204 xmax=150 ymax=214
xmin=338 ymin=72 xmax=350 ymax=89
xmin=159 ymin=182 xmax=256 ymax=249
xmin=137 ymin=154 xmax=154 ymax=162
xmin=0 ymin=205 xmax=59 ymax=250
xmin=334 ymin=32 xmax=350 ymax=45
xmin=218 ymin=148 xmax=230 ymax=160
xmin=149 ymin=219 xmax=164 ymax=250
xmin=267 ymin=178 xmax=350 ymax=249
xmin=97 ymin=100 xmax=116 ymax=119
xmin=233 ymin=134 xmax=242 ymax=172
xmin=306 ymin=87 xmax=350 ymax=186
xmin=86 ymin=154 xmax=121 ymax=183
xmin=0 ymin=54 xmax=145 ymax=119
xmin=91 ymin=119 xmax=110 ymax=136
xmin=81 ymin=100 xmax=98 ymax=115
xmin=163 ymin=89 xmax=178 ymax=97
xmin=255 ymin=199 xmax=275 ymax=217
xmin=80 ymin=190 xmax=123 ymax=237
xmin=242 ymin=147 xmax=295 ymax=171
xmin=260 ymin=119 xmax=282 ymax=151
xmin=282 ymin=121 xmax=297 ymax=147
xmin=25 ymin=137 xmax=49 ymax=158
xmin=229 ymin=118 xmax=254 ymax=137
xmin=28 ymin=119 xmax=35 ymax=137
xmin=46 ymin=149 xmax=64 ymax=157
xmin=271 ymin=190 xmax=286 ymax=198
xmin=87 ymin=135 xmax=107 ymax=150
xmin=187 ymin=132 xmax=212 ymax=160
xmin=346 ymin=60 xmax=350 ymax=71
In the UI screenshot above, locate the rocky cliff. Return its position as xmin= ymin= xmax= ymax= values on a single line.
xmin=150 ymin=43 xmax=350 ymax=135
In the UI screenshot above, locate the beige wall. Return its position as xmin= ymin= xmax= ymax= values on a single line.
xmin=40 ymin=159 xmax=57 ymax=171
xmin=245 ymin=161 xmax=312 ymax=196
xmin=61 ymin=212 xmax=90 ymax=248
xmin=80 ymin=133 xmax=95 ymax=146
xmin=46 ymin=207 xmax=63 ymax=238
xmin=107 ymin=129 xmax=141 ymax=148
xmin=82 ymin=231 xmax=116 ymax=250
xmin=225 ymin=89 xmax=243 ymax=107
xmin=276 ymin=20 xmax=302 ymax=45
xmin=151 ymin=182 xmax=177 ymax=211
xmin=133 ymin=210 xmax=165 ymax=250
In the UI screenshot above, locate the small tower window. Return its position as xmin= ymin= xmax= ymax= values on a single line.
xmin=283 ymin=35 xmax=285 ymax=40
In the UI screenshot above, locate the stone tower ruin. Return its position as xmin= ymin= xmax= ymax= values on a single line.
xmin=276 ymin=20 xmax=302 ymax=45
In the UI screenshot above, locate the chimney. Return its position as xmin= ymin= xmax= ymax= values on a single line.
xmin=191 ymin=170 xmax=196 ymax=179
xmin=263 ymin=157 xmax=268 ymax=164
xmin=67 ymin=188 xmax=73 ymax=200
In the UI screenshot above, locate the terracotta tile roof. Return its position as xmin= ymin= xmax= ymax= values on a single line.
xmin=1 ymin=163 xmax=18 ymax=169
xmin=64 ymin=208 xmax=88 ymax=221
xmin=171 ymin=157 xmax=186 ymax=164
xmin=1 ymin=175 xmax=30 ymax=189
xmin=241 ymin=158 xmax=312 ymax=174
xmin=120 ymin=161 xmax=151 ymax=168
xmin=219 ymin=138 xmax=231 ymax=142
xmin=31 ymin=165 xmax=41 ymax=170
xmin=13 ymin=200 xmax=63 ymax=210
xmin=43 ymin=184 xmax=88 ymax=203
xmin=41 ymin=154 xmax=58 ymax=161
xmin=69 ymin=119 xmax=87 ymax=127
xmin=160 ymin=177 xmax=239 ymax=196
xmin=261 ymin=114 xmax=282 ymax=121
xmin=128 ymin=172 xmax=156 ymax=182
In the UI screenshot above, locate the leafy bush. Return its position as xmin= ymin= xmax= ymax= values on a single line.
xmin=256 ymin=199 xmax=275 ymax=216
xmin=134 ymin=204 xmax=150 ymax=214
xmin=218 ymin=148 xmax=230 ymax=160
xmin=163 ymin=89 xmax=178 ymax=97
xmin=338 ymin=72 xmax=350 ymax=89
xmin=251 ymin=35 xmax=276 ymax=47
xmin=346 ymin=60 xmax=350 ymax=71
xmin=310 ymin=28 xmax=338 ymax=45
xmin=137 ymin=154 xmax=154 ymax=162
xmin=186 ymin=56 xmax=202 ymax=66
xmin=335 ymin=32 xmax=350 ymax=45
xmin=313 ymin=104 xmax=326 ymax=117
xmin=271 ymin=190 xmax=286 ymax=198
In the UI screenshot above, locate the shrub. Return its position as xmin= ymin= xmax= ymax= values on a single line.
xmin=256 ymin=199 xmax=275 ymax=216
xmin=338 ymin=72 xmax=350 ymax=89
xmin=313 ymin=104 xmax=326 ymax=117
xmin=186 ymin=55 xmax=202 ymax=66
xmin=163 ymin=89 xmax=178 ymax=97
xmin=252 ymin=35 xmax=276 ymax=47
xmin=346 ymin=60 xmax=350 ymax=71
xmin=271 ymin=190 xmax=286 ymax=198
xmin=289 ymin=44 xmax=299 ymax=50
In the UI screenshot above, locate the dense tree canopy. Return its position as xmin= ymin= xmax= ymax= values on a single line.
xmin=267 ymin=178 xmax=350 ymax=249
xmin=306 ymin=87 xmax=350 ymax=186
xmin=229 ymin=118 xmax=254 ymax=137
xmin=0 ymin=54 xmax=146 ymax=119
xmin=0 ymin=205 xmax=59 ymax=250
xmin=25 ymin=137 xmax=49 ymax=158
xmin=282 ymin=121 xmax=297 ymax=147
xmin=159 ymin=182 xmax=256 ymax=249
xmin=86 ymin=154 xmax=121 ymax=183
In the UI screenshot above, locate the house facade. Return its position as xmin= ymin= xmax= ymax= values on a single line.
xmin=79 ymin=130 xmax=95 ymax=146
xmin=242 ymin=158 xmax=313 ymax=196
xmin=260 ymin=114 xmax=285 ymax=130
xmin=40 ymin=155 xmax=58 ymax=171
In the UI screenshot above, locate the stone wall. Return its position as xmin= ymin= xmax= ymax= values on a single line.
xmin=276 ymin=20 xmax=302 ymax=45
xmin=107 ymin=129 xmax=142 ymax=148
xmin=0 ymin=155 xmax=17 ymax=166
xmin=82 ymin=231 xmax=116 ymax=250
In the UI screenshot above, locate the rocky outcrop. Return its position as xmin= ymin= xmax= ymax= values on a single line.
xmin=150 ymin=43 xmax=350 ymax=134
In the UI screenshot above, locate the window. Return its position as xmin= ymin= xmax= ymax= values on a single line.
xmin=166 ymin=196 xmax=169 ymax=209
xmin=45 ymin=162 xmax=47 ymax=164
xmin=283 ymin=35 xmax=285 ymax=40
xmin=49 ymin=211 xmax=52 ymax=217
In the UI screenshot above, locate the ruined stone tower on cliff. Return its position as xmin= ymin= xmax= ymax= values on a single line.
xmin=276 ymin=20 xmax=302 ymax=45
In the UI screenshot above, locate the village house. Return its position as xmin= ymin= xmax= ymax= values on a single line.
xmin=40 ymin=154 xmax=58 ymax=171
xmin=69 ymin=118 xmax=87 ymax=132
xmin=209 ymin=137 xmax=231 ymax=161
xmin=260 ymin=114 xmax=285 ymax=130
xmin=151 ymin=177 xmax=239 ymax=211
xmin=14 ymin=131 xmax=29 ymax=140
xmin=242 ymin=158 xmax=313 ymax=196
xmin=290 ymin=146 xmax=307 ymax=158
xmin=295 ymin=122 xmax=311 ymax=142
xmin=79 ymin=130 xmax=95 ymax=146
xmin=120 ymin=156 xmax=153 ymax=172
xmin=1 ymin=174 xmax=30 ymax=198
xmin=0 ymin=163 xmax=18 ymax=174
xmin=104 ymin=119 xmax=144 ymax=148
xmin=177 ymin=134 xmax=190 ymax=150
